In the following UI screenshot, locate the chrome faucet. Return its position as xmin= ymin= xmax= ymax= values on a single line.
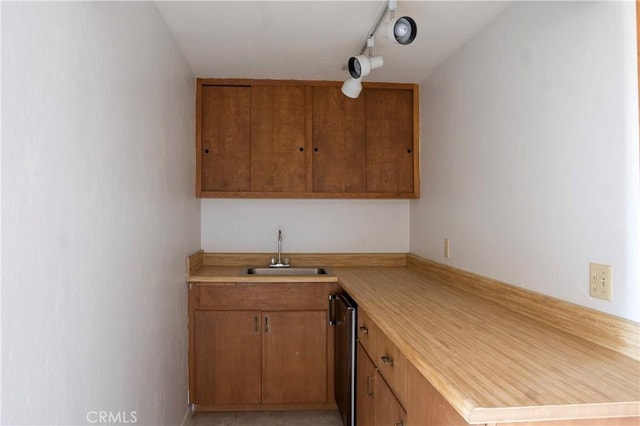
xmin=270 ymin=229 xmax=290 ymax=268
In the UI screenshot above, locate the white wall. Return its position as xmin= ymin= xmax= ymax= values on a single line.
xmin=2 ymin=3 xmax=199 ymax=425
xmin=202 ymin=199 xmax=409 ymax=253
xmin=411 ymin=1 xmax=640 ymax=322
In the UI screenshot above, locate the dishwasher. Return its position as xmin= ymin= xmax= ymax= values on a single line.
xmin=329 ymin=292 xmax=357 ymax=426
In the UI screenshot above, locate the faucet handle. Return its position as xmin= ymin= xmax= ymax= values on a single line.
xmin=270 ymin=257 xmax=276 ymax=265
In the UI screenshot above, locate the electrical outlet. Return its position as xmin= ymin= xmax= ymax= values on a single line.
xmin=444 ymin=238 xmax=450 ymax=258
xmin=589 ymin=263 xmax=612 ymax=301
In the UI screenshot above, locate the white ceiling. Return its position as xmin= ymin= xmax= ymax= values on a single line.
xmin=156 ymin=1 xmax=510 ymax=83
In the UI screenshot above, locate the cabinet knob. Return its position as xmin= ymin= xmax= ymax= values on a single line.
xmin=299 ymin=147 xmax=305 ymax=152
xmin=381 ymin=355 xmax=394 ymax=366
xmin=406 ymin=149 xmax=412 ymax=154
xmin=313 ymin=147 xmax=319 ymax=152
xmin=359 ymin=325 xmax=368 ymax=334
xmin=204 ymin=148 xmax=210 ymax=154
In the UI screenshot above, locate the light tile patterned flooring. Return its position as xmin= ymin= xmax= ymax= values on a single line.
xmin=185 ymin=410 xmax=343 ymax=426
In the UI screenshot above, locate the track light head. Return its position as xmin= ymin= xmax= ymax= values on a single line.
xmin=347 ymin=55 xmax=384 ymax=79
xmin=341 ymin=77 xmax=363 ymax=99
xmin=385 ymin=16 xmax=417 ymax=45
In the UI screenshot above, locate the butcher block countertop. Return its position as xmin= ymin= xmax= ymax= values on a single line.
xmin=186 ymin=252 xmax=640 ymax=424
xmin=187 ymin=265 xmax=338 ymax=284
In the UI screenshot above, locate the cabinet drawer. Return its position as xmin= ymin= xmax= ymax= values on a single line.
xmin=376 ymin=330 xmax=408 ymax=408
xmin=357 ymin=309 xmax=378 ymax=358
xmin=356 ymin=343 xmax=377 ymax=426
xmin=194 ymin=283 xmax=326 ymax=310
xmin=375 ymin=370 xmax=407 ymax=426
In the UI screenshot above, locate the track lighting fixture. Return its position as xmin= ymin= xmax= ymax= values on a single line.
xmin=347 ymin=55 xmax=384 ymax=79
xmin=342 ymin=37 xmax=381 ymax=98
xmin=341 ymin=0 xmax=417 ymax=98
xmin=341 ymin=77 xmax=363 ymax=99
xmin=384 ymin=15 xmax=417 ymax=45
xmin=384 ymin=0 xmax=417 ymax=45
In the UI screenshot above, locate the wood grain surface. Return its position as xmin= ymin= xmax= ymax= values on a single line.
xmin=199 ymin=85 xmax=252 ymax=193
xmin=187 ymin=266 xmax=338 ymax=284
xmin=335 ymin=266 xmax=639 ymax=424
xmin=199 ymin=252 xmax=408 ymax=268
xmin=195 ymin=79 xmax=420 ymax=199
xmin=186 ymin=252 xmax=639 ymax=423
xmin=186 ymin=250 xmax=204 ymax=278
xmin=407 ymin=255 xmax=640 ymax=360
xmin=311 ymin=85 xmax=366 ymax=193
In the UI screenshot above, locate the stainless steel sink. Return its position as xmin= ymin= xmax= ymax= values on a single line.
xmin=240 ymin=267 xmax=331 ymax=276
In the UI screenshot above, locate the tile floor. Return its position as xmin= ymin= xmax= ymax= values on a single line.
xmin=185 ymin=410 xmax=343 ymax=426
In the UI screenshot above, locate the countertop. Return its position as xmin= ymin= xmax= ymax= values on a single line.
xmin=334 ymin=266 xmax=639 ymax=424
xmin=187 ymin=265 xmax=339 ymax=284
xmin=187 ymin=255 xmax=640 ymax=424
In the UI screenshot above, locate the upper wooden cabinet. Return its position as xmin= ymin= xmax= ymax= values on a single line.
xmin=196 ymin=79 xmax=420 ymax=198
xmin=312 ymin=85 xmax=367 ymax=193
xmin=199 ymin=85 xmax=251 ymax=192
xmin=251 ymin=85 xmax=308 ymax=193
xmin=366 ymin=88 xmax=416 ymax=194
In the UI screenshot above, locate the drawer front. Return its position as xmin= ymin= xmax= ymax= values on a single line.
xmin=376 ymin=330 xmax=408 ymax=408
xmin=375 ymin=370 xmax=407 ymax=426
xmin=356 ymin=344 xmax=377 ymax=426
xmin=357 ymin=309 xmax=378 ymax=358
xmin=194 ymin=283 xmax=326 ymax=310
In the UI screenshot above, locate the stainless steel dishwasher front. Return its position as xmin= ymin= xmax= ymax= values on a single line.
xmin=329 ymin=292 xmax=357 ymax=426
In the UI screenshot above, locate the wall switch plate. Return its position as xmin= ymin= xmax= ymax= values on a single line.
xmin=589 ymin=263 xmax=612 ymax=301
xmin=444 ymin=238 xmax=450 ymax=258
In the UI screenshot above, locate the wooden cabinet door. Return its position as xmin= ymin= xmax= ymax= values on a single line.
xmin=357 ymin=343 xmax=377 ymax=426
xmin=199 ymin=85 xmax=251 ymax=193
xmin=312 ymin=86 xmax=366 ymax=193
xmin=365 ymin=88 xmax=415 ymax=194
xmin=251 ymin=85 xmax=308 ymax=193
xmin=262 ymin=310 xmax=327 ymax=404
xmin=197 ymin=79 xmax=419 ymax=198
xmin=375 ymin=370 xmax=407 ymax=426
xmin=194 ymin=310 xmax=261 ymax=405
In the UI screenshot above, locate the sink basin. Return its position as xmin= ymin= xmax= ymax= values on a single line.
xmin=241 ymin=267 xmax=331 ymax=276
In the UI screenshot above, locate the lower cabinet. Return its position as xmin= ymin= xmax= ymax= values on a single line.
xmin=194 ymin=310 xmax=261 ymax=405
xmin=189 ymin=282 xmax=336 ymax=410
xmin=356 ymin=338 xmax=407 ymax=426
xmin=406 ymin=362 xmax=467 ymax=426
xmin=375 ymin=329 xmax=408 ymax=408
xmin=375 ymin=370 xmax=407 ymax=426
xmin=194 ymin=310 xmax=326 ymax=406
xmin=356 ymin=344 xmax=377 ymax=426
xmin=262 ymin=310 xmax=327 ymax=404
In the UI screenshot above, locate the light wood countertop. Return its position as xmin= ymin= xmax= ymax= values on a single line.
xmin=188 ymin=265 xmax=338 ymax=284
xmin=186 ymin=252 xmax=639 ymax=424
xmin=334 ymin=266 xmax=639 ymax=424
